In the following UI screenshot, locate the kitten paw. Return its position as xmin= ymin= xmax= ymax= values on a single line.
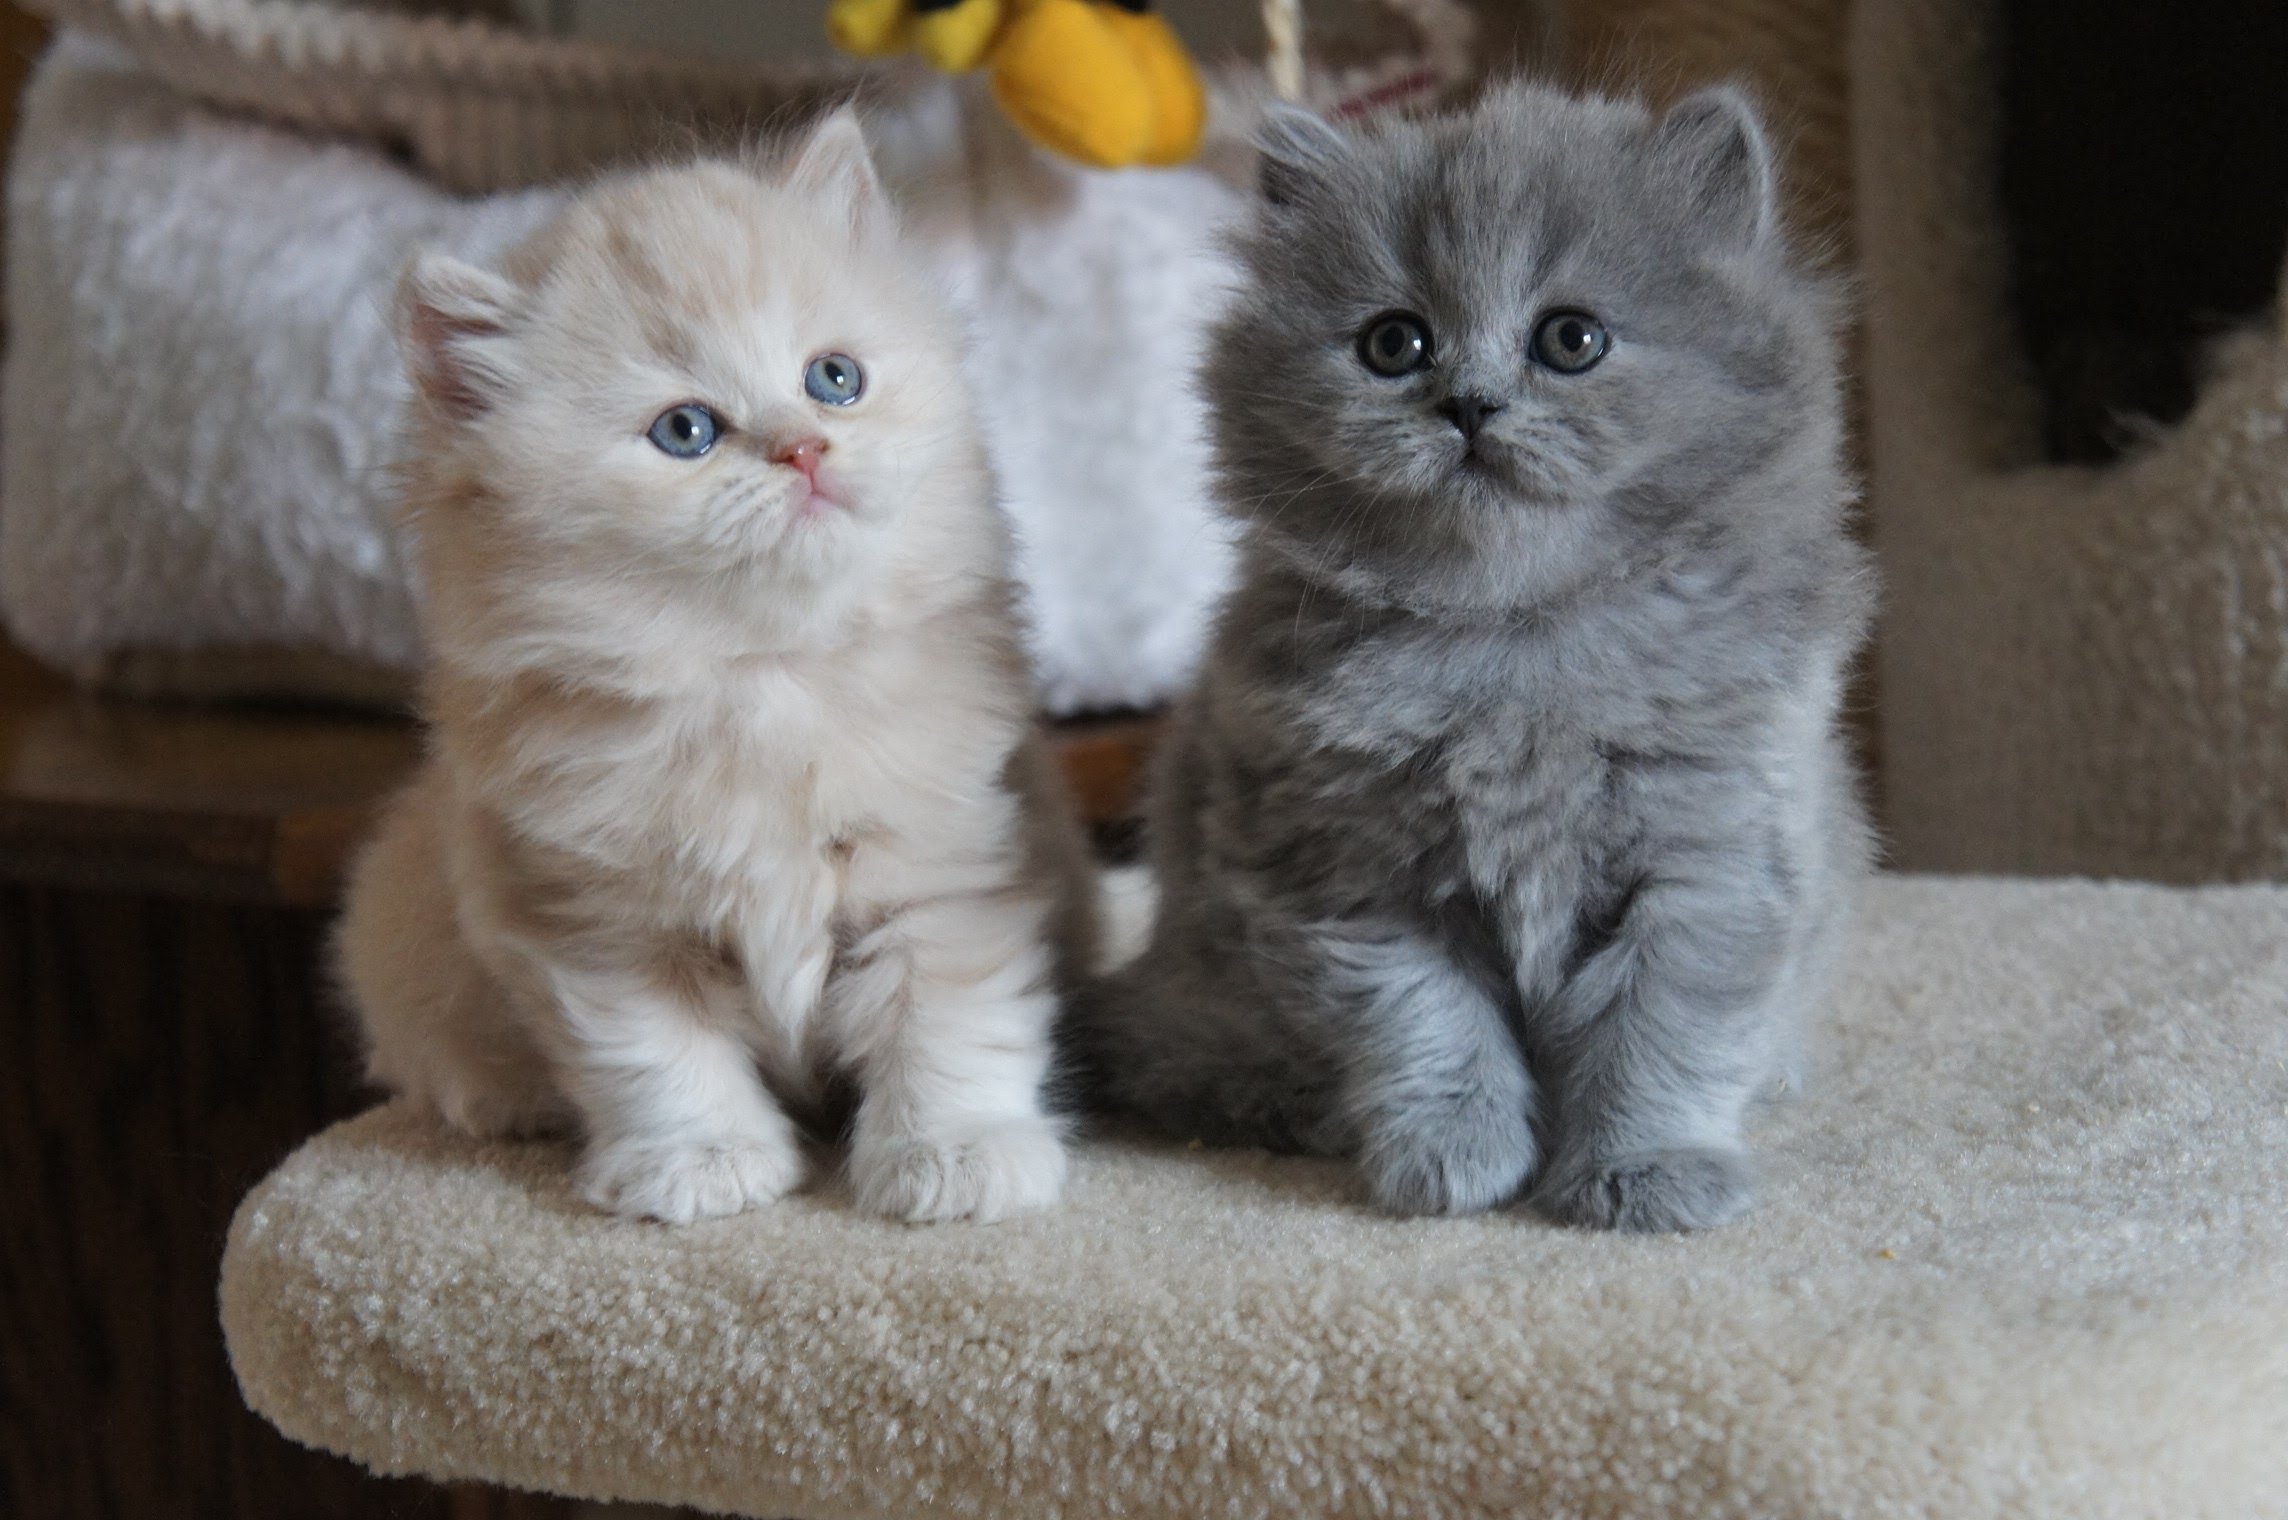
xmin=1535 ymin=1146 xmax=1753 ymax=1233
xmin=1361 ymin=1114 xmax=1537 ymax=1217
xmin=851 ymin=1119 xmax=1066 ymax=1224
xmin=579 ymin=1135 xmax=806 ymax=1224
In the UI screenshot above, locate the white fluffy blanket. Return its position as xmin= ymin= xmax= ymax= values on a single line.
xmin=0 ymin=37 xmax=1243 ymax=712
xmin=221 ymin=876 xmax=2288 ymax=1518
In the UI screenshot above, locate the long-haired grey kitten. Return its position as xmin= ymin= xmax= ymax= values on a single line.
xmin=1072 ymin=83 xmax=1872 ymax=1232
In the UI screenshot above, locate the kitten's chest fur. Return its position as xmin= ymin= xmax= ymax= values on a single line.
xmin=1304 ymin=632 xmax=1610 ymax=985
xmin=448 ymin=612 xmax=1021 ymax=936
xmin=1268 ymin=575 xmax=1803 ymax=989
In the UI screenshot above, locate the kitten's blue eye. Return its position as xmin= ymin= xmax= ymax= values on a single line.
xmin=1358 ymin=311 xmax=1433 ymax=377
xmin=648 ymin=403 xmax=721 ymax=458
xmin=804 ymin=352 xmax=865 ymax=406
xmin=1532 ymin=309 xmax=1610 ymax=374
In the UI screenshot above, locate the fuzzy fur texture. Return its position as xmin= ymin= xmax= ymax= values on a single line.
xmin=0 ymin=36 xmax=1240 ymax=711
xmin=1074 ymin=84 xmax=1872 ymax=1232
xmin=336 ymin=118 xmax=1092 ymax=1226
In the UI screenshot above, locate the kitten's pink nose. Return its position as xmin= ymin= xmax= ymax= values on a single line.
xmin=771 ymin=436 xmax=829 ymax=483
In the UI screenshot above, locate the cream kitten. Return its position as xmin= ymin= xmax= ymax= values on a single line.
xmin=336 ymin=110 xmax=1094 ymax=1225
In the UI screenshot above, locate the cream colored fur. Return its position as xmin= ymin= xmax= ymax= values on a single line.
xmin=336 ymin=113 xmax=1091 ymax=1226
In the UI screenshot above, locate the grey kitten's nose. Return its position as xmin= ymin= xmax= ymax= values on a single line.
xmin=1439 ymin=394 xmax=1504 ymax=440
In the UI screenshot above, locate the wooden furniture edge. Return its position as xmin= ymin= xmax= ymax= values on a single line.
xmin=0 ymin=642 xmax=1158 ymax=908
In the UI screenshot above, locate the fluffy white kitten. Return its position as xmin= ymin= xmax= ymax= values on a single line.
xmin=337 ymin=110 xmax=1094 ymax=1225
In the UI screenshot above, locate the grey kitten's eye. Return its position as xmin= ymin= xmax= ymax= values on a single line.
xmin=647 ymin=403 xmax=721 ymax=458
xmin=804 ymin=352 xmax=865 ymax=406
xmin=1357 ymin=311 xmax=1433 ymax=377
xmin=1532 ymin=310 xmax=1610 ymax=374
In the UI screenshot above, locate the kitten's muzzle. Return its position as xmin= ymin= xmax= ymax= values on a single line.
xmin=1439 ymin=394 xmax=1504 ymax=443
xmin=770 ymin=436 xmax=830 ymax=482
xmin=766 ymin=434 xmax=843 ymax=511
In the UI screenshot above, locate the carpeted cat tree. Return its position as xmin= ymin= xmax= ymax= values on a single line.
xmin=1859 ymin=0 xmax=2288 ymax=881
xmin=184 ymin=0 xmax=2288 ymax=1512
xmin=223 ymin=878 xmax=2288 ymax=1517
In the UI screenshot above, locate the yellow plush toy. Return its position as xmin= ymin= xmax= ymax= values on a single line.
xmin=827 ymin=0 xmax=1208 ymax=170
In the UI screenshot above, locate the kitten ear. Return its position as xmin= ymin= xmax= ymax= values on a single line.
xmin=1654 ymin=85 xmax=1778 ymax=248
xmin=783 ymin=104 xmax=889 ymax=228
xmin=397 ymin=253 xmax=519 ymax=422
xmin=1256 ymin=103 xmax=1351 ymax=208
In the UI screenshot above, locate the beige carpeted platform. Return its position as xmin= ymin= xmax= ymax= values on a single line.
xmin=1857 ymin=0 xmax=2288 ymax=882
xmin=222 ymin=877 xmax=2288 ymax=1519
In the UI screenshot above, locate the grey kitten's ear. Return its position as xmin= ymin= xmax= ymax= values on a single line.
xmin=1654 ymin=85 xmax=1777 ymax=248
xmin=1256 ymin=103 xmax=1351 ymax=208
xmin=397 ymin=252 xmax=519 ymax=421
xmin=784 ymin=104 xmax=889 ymax=229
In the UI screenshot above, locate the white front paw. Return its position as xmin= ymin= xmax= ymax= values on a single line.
xmin=579 ymin=1135 xmax=806 ymax=1224
xmin=851 ymin=1120 xmax=1066 ymax=1224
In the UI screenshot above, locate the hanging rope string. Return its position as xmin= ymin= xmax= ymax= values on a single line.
xmin=1263 ymin=0 xmax=1305 ymax=101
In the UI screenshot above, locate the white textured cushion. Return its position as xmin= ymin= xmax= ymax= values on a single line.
xmin=221 ymin=876 xmax=2288 ymax=1519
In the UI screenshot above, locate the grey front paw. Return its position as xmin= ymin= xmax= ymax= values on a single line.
xmin=1535 ymin=1146 xmax=1753 ymax=1233
xmin=1360 ymin=1111 xmax=1537 ymax=1217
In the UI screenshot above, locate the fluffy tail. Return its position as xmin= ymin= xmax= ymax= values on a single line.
xmin=1048 ymin=862 xmax=1156 ymax=1120
xmin=1055 ymin=871 xmax=1336 ymax=1154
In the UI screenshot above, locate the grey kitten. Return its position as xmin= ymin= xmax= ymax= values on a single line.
xmin=1069 ymin=83 xmax=1872 ymax=1232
